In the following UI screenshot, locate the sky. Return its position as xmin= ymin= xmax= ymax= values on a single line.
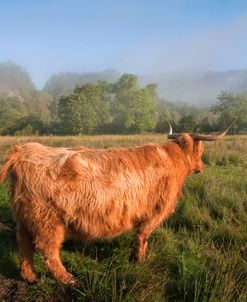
xmin=1 ymin=0 xmax=247 ymax=88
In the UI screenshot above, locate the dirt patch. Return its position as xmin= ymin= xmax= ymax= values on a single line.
xmin=0 ymin=276 xmax=79 ymax=301
xmin=0 ymin=277 xmax=29 ymax=302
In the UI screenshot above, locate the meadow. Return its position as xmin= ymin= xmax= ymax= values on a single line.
xmin=0 ymin=134 xmax=246 ymax=302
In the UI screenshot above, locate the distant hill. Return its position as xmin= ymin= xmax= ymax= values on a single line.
xmin=43 ymin=69 xmax=120 ymax=98
xmin=139 ymin=69 xmax=247 ymax=106
xmin=1 ymin=61 xmax=247 ymax=107
xmin=43 ymin=68 xmax=247 ymax=106
xmin=0 ymin=62 xmax=35 ymax=99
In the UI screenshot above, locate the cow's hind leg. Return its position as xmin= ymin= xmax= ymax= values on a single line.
xmin=17 ymin=223 xmax=37 ymax=283
xmin=35 ymin=222 xmax=76 ymax=285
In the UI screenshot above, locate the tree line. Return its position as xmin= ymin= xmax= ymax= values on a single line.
xmin=0 ymin=63 xmax=246 ymax=135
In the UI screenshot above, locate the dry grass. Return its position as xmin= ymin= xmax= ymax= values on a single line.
xmin=0 ymin=134 xmax=246 ymax=163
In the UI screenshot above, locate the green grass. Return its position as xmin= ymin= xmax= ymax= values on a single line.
xmin=0 ymin=135 xmax=246 ymax=301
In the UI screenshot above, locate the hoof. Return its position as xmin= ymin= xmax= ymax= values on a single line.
xmin=21 ymin=271 xmax=37 ymax=283
xmin=129 ymin=249 xmax=147 ymax=263
xmin=129 ymin=251 xmax=138 ymax=263
xmin=68 ymin=277 xmax=77 ymax=287
xmin=59 ymin=273 xmax=77 ymax=286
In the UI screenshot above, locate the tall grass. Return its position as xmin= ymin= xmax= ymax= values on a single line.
xmin=0 ymin=135 xmax=246 ymax=301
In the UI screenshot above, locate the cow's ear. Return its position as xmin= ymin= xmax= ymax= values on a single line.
xmin=176 ymin=134 xmax=193 ymax=154
xmin=193 ymin=140 xmax=204 ymax=156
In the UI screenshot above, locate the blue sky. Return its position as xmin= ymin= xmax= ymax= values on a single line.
xmin=1 ymin=0 xmax=247 ymax=88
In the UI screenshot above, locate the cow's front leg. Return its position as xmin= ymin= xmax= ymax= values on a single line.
xmin=133 ymin=213 xmax=165 ymax=261
xmin=135 ymin=231 xmax=149 ymax=261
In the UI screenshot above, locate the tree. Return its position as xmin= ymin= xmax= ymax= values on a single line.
xmin=0 ymin=97 xmax=27 ymax=132
xmin=112 ymin=74 xmax=157 ymax=133
xmin=43 ymin=70 xmax=119 ymax=98
xmin=211 ymin=91 xmax=247 ymax=133
xmin=196 ymin=117 xmax=214 ymax=133
xmin=5 ymin=115 xmax=47 ymax=135
xmin=58 ymin=81 xmax=112 ymax=134
xmin=177 ymin=115 xmax=197 ymax=132
xmin=75 ymin=81 xmax=112 ymax=134
xmin=155 ymin=99 xmax=181 ymax=133
xmin=0 ymin=62 xmax=54 ymax=135
xmin=58 ymin=95 xmax=82 ymax=134
xmin=23 ymin=91 xmax=52 ymax=123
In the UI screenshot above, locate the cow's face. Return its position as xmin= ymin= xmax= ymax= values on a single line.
xmin=167 ymin=119 xmax=234 ymax=175
xmin=192 ymin=140 xmax=204 ymax=174
xmin=176 ymin=134 xmax=205 ymax=175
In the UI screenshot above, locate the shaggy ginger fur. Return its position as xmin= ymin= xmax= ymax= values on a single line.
xmin=0 ymin=136 xmax=204 ymax=284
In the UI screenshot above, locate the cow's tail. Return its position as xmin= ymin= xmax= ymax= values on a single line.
xmin=0 ymin=145 xmax=21 ymax=183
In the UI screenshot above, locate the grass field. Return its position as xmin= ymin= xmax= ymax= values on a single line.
xmin=0 ymin=135 xmax=246 ymax=301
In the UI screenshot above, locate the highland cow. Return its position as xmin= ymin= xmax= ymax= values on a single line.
xmin=0 ymin=121 xmax=234 ymax=284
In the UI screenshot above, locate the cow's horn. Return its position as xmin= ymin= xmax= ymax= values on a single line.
xmin=167 ymin=121 xmax=173 ymax=135
xmin=166 ymin=119 xmax=235 ymax=141
xmin=191 ymin=119 xmax=235 ymax=141
xmin=167 ymin=122 xmax=180 ymax=139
